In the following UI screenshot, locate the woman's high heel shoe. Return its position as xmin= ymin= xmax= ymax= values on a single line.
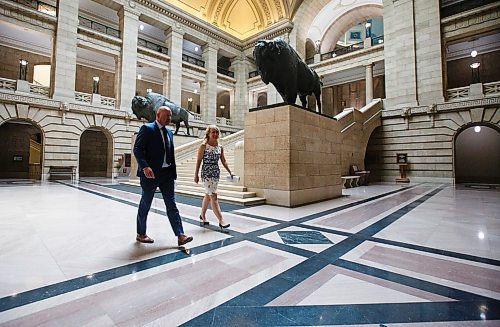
xmin=219 ymin=223 xmax=230 ymax=231
xmin=199 ymin=215 xmax=209 ymax=226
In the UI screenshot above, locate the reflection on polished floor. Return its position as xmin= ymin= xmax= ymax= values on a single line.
xmin=0 ymin=179 xmax=499 ymax=326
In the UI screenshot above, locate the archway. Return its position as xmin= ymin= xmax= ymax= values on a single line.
xmin=454 ymin=124 xmax=500 ymax=184
xmin=0 ymin=120 xmax=43 ymax=180
xmin=79 ymin=128 xmax=112 ymax=178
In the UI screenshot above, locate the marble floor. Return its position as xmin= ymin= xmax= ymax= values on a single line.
xmin=0 ymin=179 xmax=499 ymax=326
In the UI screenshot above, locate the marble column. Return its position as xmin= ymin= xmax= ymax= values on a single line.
xmin=117 ymin=7 xmax=139 ymax=111
xmin=365 ymin=63 xmax=374 ymax=104
xmin=165 ymin=27 xmax=184 ymax=104
xmin=230 ymin=55 xmax=248 ymax=127
xmin=201 ymin=42 xmax=218 ymax=124
xmin=50 ymin=1 xmax=79 ymax=100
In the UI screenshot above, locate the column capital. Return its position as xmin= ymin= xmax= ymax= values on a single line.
xmin=118 ymin=5 xmax=139 ymax=18
xmin=165 ymin=23 xmax=185 ymax=37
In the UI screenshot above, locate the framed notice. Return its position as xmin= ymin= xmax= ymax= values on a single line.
xmin=396 ymin=153 xmax=407 ymax=164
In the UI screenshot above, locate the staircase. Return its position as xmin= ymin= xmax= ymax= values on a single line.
xmin=174 ymin=131 xmax=265 ymax=205
xmin=126 ymin=131 xmax=266 ymax=206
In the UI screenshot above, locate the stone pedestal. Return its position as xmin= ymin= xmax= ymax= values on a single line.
xmin=16 ymin=80 xmax=30 ymax=93
xmin=244 ymin=104 xmax=342 ymax=207
xmin=91 ymin=93 xmax=101 ymax=105
xmin=130 ymin=133 xmax=139 ymax=181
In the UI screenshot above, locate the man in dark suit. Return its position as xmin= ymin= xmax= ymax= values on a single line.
xmin=133 ymin=106 xmax=193 ymax=246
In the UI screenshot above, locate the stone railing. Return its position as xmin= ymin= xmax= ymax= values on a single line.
xmin=484 ymin=81 xmax=500 ymax=96
xmin=446 ymin=81 xmax=500 ymax=101
xmin=29 ymin=84 xmax=49 ymax=96
xmin=216 ymin=117 xmax=233 ymax=126
xmin=75 ymin=91 xmax=92 ymax=104
xmin=101 ymin=96 xmax=116 ymax=107
xmin=446 ymin=86 xmax=469 ymax=100
xmin=192 ymin=113 xmax=203 ymax=121
xmin=0 ymin=78 xmax=16 ymax=91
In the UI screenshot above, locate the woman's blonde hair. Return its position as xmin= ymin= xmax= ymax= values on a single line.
xmin=203 ymin=125 xmax=221 ymax=145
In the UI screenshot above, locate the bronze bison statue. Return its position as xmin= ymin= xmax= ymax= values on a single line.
xmin=132 ymin=92 xmax=194 ymax=135
xmin=253 ymin=38 xmax=323 ymax=111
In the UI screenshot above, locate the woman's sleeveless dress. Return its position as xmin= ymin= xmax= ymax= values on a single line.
xmin=201 ymin=144 xmax=221 ymax=194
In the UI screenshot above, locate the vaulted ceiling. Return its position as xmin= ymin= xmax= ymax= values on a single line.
xmin=163 ymin=0 xmax=303 ymax=40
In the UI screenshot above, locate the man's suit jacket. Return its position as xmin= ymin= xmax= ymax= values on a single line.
xmin=133 ymin=122 xmax=177 ymax=180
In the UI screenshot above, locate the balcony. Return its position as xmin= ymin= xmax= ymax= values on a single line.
xmin=0 ymin=77 xmax=49 ymax=97
xmin=217 ymin=67 xmax=234 ymax=78
xmin=446 ymin=81 xmax=500 ymax=101
xmin=78 ymin=16 xmax=120 ymax=38
xmin=248 ymin=70 xmax=260 ymax=79
xmin=9 ymin=0 xmax=56 ymax=16
xmin=182 ymin=54 xmax=205 ymax=68
xmin=138 ymin=38 xmax=168 ymax=55
xmin=320 ymin=41 xmax=365 ymax=61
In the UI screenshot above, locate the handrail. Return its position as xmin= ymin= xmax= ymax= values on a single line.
xmin=182 ymin=54 xmax=205 ymax=68
xmin=372 ymin=35 xmax=384 ymax=45
xmin=78 ymin=16 xmax=120 ymax=38
xmin=217 ymin=67 xmax=234 ymax=78
xmin=138 ymin=38 xmax=168 ymax=55
xmin=248 ymin=70 xmax=260 ymax=78
xmin=9 ymin=0 xmax=56 ymax=16
xmin=320 ymin=41 xmax=365 ymax=61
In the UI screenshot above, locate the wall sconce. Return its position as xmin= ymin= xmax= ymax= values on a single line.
xmin=92 ymin=76 xmax=100 ymax=94
xmin=19 ymin=59 xmax=28 ymax=81
xmin=137 ymin=74 xmax=142 ymax=80
xmin=470 ymin=62 xmax=481 ymax=84
xmin=471 ymin=50 xmax=478 ymax=57
xmin=219 ymin=105 xmax=225 ymax=109
xmin=146 ymin=88 xmax=152 ymax=93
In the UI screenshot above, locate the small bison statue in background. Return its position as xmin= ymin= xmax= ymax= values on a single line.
xmin=132 ymin=92 xmax=194 ymax=135
xmin=253 ymin=38 xmax=323 ymax=111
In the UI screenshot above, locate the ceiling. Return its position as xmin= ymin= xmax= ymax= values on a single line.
xmin=162 ymin=0 xmax=303 ymax=40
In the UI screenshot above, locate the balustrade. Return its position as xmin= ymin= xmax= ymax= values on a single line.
xmin=217 ymin=67 xmax=234 ymax=78
xmin=75 ymin=91 xmax=92 ymax=104
xmin=182 ymin=54 xmax=205 ymax=68
xmin=484 ymin=81 xmax=500 ymax=96
xmin=29 ymin=83 xmax=49 ymax=96
xmin=320 ymin=41 xmax=365 ymax=61
xmin=0 ymin=78 xmax=16 ymax=91
xmin=138 ymin=38 xmax=168 ymax=55
xmin=100 ymin=96 xmax=116 ymax=107
xmin=78 ymin=16 xmax=120 ymax=38
xmin=248 ymin=70 xmax=260 ymax=78
xmin=446 ymin=86 xmax=469 ymax=100
xmin=10 ymin=0 xmax=56 ymax=16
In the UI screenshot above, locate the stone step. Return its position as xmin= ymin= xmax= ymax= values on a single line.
xmin=176 ymin=184 xmax=256 ymax=199
xmin=121 ymin=181 xmax=265 ymax=206
xmin=175 ymin=178 xmax=247 ymax=192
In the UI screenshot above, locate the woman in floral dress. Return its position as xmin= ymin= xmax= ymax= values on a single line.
xmin=194 ymin=125 xmax=233 ymax=230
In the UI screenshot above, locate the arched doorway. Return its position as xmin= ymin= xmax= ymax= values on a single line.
xmin=0 ymin=120 xmax=43 ymax=180
xmin=79 ymin=128 xmax=112 ymax=178
xmin=454 ymin=124 xmax=500 ymax=184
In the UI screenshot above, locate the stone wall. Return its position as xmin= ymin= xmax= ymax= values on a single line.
xmin=0 ymin=97 xmax=141 ymax=180
xmin=244 ymin=104 xmax=342 ymax=206
xmin=75 ymin=65 xmax=115 ymax=98
xmin=366 ymin=99 xmax=500 ymax=183
xmin=0 ymin=47 xmax=51 ymax=83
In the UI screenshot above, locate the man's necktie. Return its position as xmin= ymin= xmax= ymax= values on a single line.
xmin=161 ymin=126 xmax=171 ymax=155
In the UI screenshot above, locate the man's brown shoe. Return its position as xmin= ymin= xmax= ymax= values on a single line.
xmin=177 ymin=235 xmax=193 ymax=246
xmin=136 ymin=234 xmax=154 ymax=243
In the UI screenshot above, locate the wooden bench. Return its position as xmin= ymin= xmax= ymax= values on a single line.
xmin=49 ymin=166 xmax=76 ymax=180
xmin=341 ymin=175 xmax=360 ymax=188
xmin=349 ymin=165 xmax=370 ymax=185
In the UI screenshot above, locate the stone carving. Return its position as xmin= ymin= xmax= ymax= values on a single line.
xmin=131 ymin=92 xmax=194 ymax=135
xmin=253 ymin=38 xmax=323 ymax=111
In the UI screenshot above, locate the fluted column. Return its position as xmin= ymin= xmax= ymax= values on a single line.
xmin=201 ymin=41 xmax=218 ymax=124
xmin=165 ymin=27 xmax=184 ymax=104
xmin=50 ymin=1 xmax=79 ymax=100
xmin=230 ymin=55 xmax=248 ymax=127
xmin=117 ymin=7 xmax=139 ymax=111
xmin=365 ymin=63 xmax=374 ymax=104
